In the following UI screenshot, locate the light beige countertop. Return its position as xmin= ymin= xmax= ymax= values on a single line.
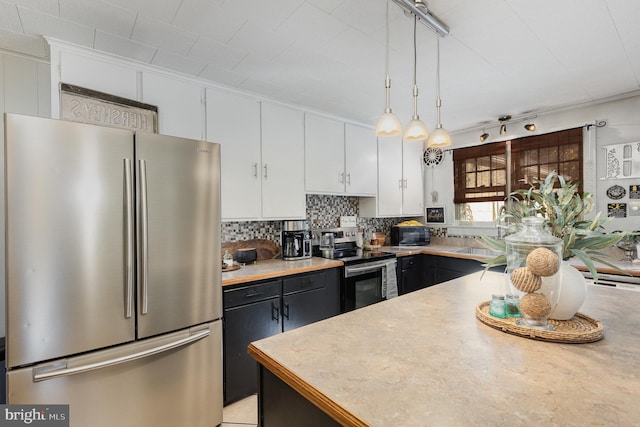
xmin=221 ymin=257 xmax=343 ymax=287
xmin=249 ymin=271 xmax=640 ymax=426
xmin=384 ymin=244 xmax=640 ymax=276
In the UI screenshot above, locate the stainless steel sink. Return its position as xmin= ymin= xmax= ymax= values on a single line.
xmin=454 ymin=247 xmax=501 ymax=257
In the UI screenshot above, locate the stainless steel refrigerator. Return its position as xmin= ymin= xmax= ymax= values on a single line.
xmin=4 ymin=113 xmax=223 ymax=427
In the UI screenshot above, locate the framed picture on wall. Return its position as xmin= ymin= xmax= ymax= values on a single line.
xmin=426 ymin=207 xmax=445 ymax=224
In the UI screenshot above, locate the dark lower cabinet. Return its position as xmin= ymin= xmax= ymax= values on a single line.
xmin=259 ymin=365 xmax=340 ymax=427
xmin=223 ymin=280 xmax=281 ymax=405
xmin=397 ymin=255 xmax=426 ymax=295
xmin=223 ymin=267 xmax=340 ymax=405
xmin=432 ymin=255 xmax=503 ymax=284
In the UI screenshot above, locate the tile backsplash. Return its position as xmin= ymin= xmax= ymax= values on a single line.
xmin=221 ymin=194 xmax=423 ymax=245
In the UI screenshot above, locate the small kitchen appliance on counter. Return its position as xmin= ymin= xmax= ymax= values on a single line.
xmin=282 ymin=220 xmax=312 ymax=260
xmin=390 ymin=225 xmax=431 ymax=246
xmin=312 ymin=227 xmax=396 ymax=312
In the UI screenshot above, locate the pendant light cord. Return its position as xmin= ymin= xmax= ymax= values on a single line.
xmin=385 ymin=0 xmax=390 ymax=76
xmin=412 ymin=15 xmax=418 ymax=118
xmin=436 ymin=36 xmax=442 ymax=126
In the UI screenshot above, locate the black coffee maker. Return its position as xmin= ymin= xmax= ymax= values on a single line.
xmin=282 ymin=220 xmax=312 ymax=260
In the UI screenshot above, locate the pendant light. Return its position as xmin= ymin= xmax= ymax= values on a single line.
xmin=427 ymin=36 xmax=451 ymax=148
xmin=404 ymin=15 xmax=429 ymax=141
xmin=376 ymin=0 xmax=402 ymax=137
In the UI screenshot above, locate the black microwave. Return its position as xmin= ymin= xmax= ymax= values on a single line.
xmin=390 ymin=226 xmax=430 ymax=246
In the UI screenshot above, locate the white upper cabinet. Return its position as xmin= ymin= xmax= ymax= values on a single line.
xmin=142 ymin=72 xmax=204 ymax=140
xmin=305 ymin=114 xmax=377 ymax=195
xmin=261 ymin=102 xmax=306 ymax=219
xmin=401 ymin=139 xmax=424 ymax=216
xmin=360 ymin=136 xmax=423 ymax=217
xmin=345 ymin=124 xmax=377 ymax=196
xmin=60 ymin=51 xmax=138 ymax=101
xmin=3 ymin=55 xmax=50 ymax=118
xmin=305 ymin=113 xmax=345 ymax=194
xmin=206 ymin=89 xmax=261 ymax=220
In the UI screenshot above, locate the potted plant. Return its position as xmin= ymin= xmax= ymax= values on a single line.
xmin=481 ymin=171 xmax=626 ymax=319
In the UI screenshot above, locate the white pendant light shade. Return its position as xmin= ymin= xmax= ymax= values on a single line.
xmin=427 ymin=37 xmax=450 ymax=148
xmin=404 ymin=16 xmax=428 ymax=142
xmin=376 ymin=1 xmax=402 ymax=137
xmin=376 ymin=110 xmax=402 ymax=136
xmin=427 ymin=126 xmax=451 ymax=148
xmin=405 ymin=117 xmax=429 ymax=141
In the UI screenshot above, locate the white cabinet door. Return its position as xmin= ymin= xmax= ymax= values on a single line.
xmin=305 ymin=114 xmax=345 ymax=194
xmin=206 ymin=89 xmax=261 ymax=220
xmin=61 ymin=51 xmax=138 ymax=101
xmin=142 ymin=72 xmax=203 ymax=139
xmin=261 ymin=103 xmax=306 ymax=219
xmin=402 ymin=139 xmax=424 ymax=216
xmin=376 ymin=135 xmax=403 ymax=217
xmin=345 ymin=124 xmax=376 ymax=196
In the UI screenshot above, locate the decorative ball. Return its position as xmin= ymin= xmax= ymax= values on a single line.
xmin=511 ymin=267 xmax=542 ymax=293
xmin=526 ymin=247 xmax=559 ymax=277
xmin=520 ymin=292 xmax=552 ymax=319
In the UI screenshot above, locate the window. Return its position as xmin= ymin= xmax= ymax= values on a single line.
xmin=453 ymin=128 xmax=583 ymax=222
xmin=511 ymin=128 xmax=583 ymax=193
xmin=453 ymin=141 xmax=506 ymax=204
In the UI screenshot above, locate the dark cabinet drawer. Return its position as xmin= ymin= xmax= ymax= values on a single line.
xmin=224 ymin=280 xmax=281 ymax=309
xmin=399 ymin=255 xmax=418 ymax=269
xmin=283 ymin=270 xmax=327 ymax=295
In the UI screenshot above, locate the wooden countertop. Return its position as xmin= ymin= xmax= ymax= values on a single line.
xmin=221 ymin=257 xmax=343 ymax=286
xmin=248 ymin=271 xmax=640 ymax=426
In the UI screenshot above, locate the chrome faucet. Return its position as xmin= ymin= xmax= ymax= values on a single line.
xmin=496 ymin=205 xmax=508 ymax=240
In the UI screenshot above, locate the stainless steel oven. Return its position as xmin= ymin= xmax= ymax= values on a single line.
xmin=343 ymin=257 xmax=397 ymax=311
xmin=312 ymin=227 xmax=397 ymax=313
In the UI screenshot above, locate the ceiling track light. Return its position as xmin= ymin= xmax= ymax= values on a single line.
xmin=498 ymin=115 xmax=511 ymax=136
xmin=480 ymin=131 xmax=489 ymax=142
xmin=524 ymin=122 xmax=536 ymax=132
xmin=391 ymin=0 xmax=450 ymax=37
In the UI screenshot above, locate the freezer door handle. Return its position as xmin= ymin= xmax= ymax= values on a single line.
xmin=33 ymin=328 xmax=210 ymax=382
xmin=138 ymin=159 xmax=149 ymax=315
xmin=124 ymin=158 xmax=134 ymax=318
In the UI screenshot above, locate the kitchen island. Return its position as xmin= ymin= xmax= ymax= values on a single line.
xmin=248 ymin=271 xmax=640 ymax=426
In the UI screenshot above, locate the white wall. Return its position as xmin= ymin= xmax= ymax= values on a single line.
xmin=0 ymin=51 xmax=51 ymax=338
xmin=425 ymin=92 xmax=640 ymax=235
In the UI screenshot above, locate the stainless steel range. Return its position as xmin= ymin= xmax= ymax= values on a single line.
xmin=312 ymin=227 xmax=397 ymax=312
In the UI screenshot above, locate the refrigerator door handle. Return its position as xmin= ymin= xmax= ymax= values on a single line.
xmin=33 ymin=328 xmax=210 ymax=383
xmin=138 ymin=159 xmax=149 ymax=315
xmin=124 ymin=158 xmax=134 ymax=318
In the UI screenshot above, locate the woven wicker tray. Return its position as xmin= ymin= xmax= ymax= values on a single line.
xmin=476 ymin=301 xmax=604 ymax=343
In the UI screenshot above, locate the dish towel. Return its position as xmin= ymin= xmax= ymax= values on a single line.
xmin=382 ymin=259 xmax=398 ymax=299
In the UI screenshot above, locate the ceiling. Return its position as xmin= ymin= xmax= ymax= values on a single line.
xmin=1 ymin=0 xmax=639 ymax=135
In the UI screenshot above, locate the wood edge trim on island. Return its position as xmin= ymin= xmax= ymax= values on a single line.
xmin=247 ymin=343 xmax=369 ymax=427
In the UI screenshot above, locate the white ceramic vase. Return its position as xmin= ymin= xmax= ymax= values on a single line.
xmin=549 ymin=261 xmax=587 ymax=320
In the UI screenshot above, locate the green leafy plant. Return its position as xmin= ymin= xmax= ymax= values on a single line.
xmin=480 ymin=171 xmax=626 ymax=280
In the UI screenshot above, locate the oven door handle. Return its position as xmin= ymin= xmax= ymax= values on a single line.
xmin=345 ymin=260 xmax=395 ymax=277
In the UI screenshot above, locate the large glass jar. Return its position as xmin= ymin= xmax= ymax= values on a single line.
xmin=505 ymin=217 xmax=562 ymax=330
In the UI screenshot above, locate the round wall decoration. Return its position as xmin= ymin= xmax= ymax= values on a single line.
xmin=423 ymin=147 xmax=444 ymax=166
xmin=606 ymin=185 xmax=626 ymax=200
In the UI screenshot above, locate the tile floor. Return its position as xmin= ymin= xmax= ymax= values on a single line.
xmin=221 ymin=394 xmax=258 ymax=427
